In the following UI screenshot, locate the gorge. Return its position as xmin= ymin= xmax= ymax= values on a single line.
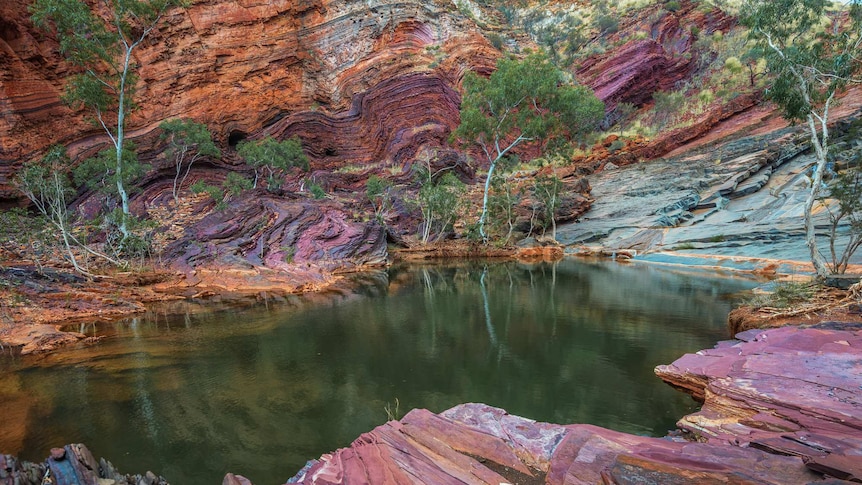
xmin=2 ymin=0 xmax=862 ymax=483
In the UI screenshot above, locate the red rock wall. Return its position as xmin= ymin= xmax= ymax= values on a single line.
xmin=578 ymin=1 xmax=736 ymax=110
xmin=0 ymin=0 xmax=497 ymax=201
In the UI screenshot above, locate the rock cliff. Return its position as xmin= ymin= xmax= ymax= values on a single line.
xmin=0 ymin=0 xmax=776 ymax=273
xmin=0 ymin=0 xmax=501 ymax=275
xmin=0 ymin=0 xmax=496 ymax=177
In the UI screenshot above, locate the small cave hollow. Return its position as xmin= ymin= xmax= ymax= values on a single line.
xmin=228 ymin=130 xmax=247 ymax=148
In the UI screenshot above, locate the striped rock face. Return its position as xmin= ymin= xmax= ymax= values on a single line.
xmin=0 ymin=0 xmax=497 ymax=203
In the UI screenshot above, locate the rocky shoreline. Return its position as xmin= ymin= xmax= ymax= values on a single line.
xmin=1 ymin=443 xmax=169 ymax=485
xmin=281 ymin=322 xmax=861 ymax=485
xmin=4 ymin=317 xmax=859 ymax=484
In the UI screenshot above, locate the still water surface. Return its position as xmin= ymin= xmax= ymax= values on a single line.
xmin=0 ymin=260 xmax=758 ymax=484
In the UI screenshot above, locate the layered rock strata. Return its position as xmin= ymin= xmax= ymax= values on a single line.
xmin=283 ymin=404 xmax=835 ymax=484
xmin=0 ymin=0 xmax=500 ymax=281
xmin=556 ymin=116 xmax=862 ymax=268
xmin=656 ymin=322 xmax=862 ymax=461
xmin=164 ymin=191 xmax=387 ymax=289
xmin=578 ymin=1 xmax=736 ymax=111
xmin=0 ymin=0 xmax=496 ymax=204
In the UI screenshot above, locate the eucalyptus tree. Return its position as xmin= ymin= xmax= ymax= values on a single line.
xmin=30 ymin=0 xmax=182 ymax=242
xmin=160 ymin=119 xmax=221 ymax=204
xmin=741 ymin=0 xmax=862 ymax=277
xmin=451 ymin=51 xmax=604 ymax=242
xmin=236 ymin=136 xmax=309 ymax=192
xmin=16 ymin=146 xmax=120 ymax=276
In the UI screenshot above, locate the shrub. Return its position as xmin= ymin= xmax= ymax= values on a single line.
xmin=309 ymin=182 xmax=326 ymax=199
xmin=594 ymin=14 xmax=619 ymax=35
xmin=745 ymin=281 xmax=816 ymax=309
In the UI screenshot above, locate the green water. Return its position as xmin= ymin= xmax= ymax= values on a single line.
xmin=0 ymin=260 xmax=757 ymax=485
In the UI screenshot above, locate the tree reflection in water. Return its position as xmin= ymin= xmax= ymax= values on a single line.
xmin=0 ymin=260 xmax=758 ymax=485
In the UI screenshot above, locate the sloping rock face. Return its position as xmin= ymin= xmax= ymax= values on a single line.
xmin=285 ymin=404 xmax=827 ymax=484
xmin=160 ymin=192 xmax=388 ymax=291
xmin=557 ymin=116 xmax=862 ymax=269
xmin=578 ymin=1 xmax=736 ymax=111
xmin=656 ymin=323 xmax=862 ymax=454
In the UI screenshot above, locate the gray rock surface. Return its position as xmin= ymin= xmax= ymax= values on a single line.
xmin=557 ymin=126 xmax=862 ymax=268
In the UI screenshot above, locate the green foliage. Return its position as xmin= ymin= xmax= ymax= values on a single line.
xmin=613 ymin=102 xmax=637 ymax=135
xmin=237 ymin=136 xmax=309 ymax=192
xmin=741 ymin=0 xmax=862 ymax=122
xmin=282 ymin=245 xmax=296 ymax=263
xmin=745 ymin=280 xmax=816 ymax=309
xmin=15 ymin=146 xmax=123 ymax=273
xmin=651 ymin=90 xmax=686 ymax=130
xmin=0 ymin=208 xmax=53 ymax=272
xmin=73 ymin=144 xmax=149 ymax=195
xmin=453 ymin=52 xmax=604 ymax=153
xmin=30 ymin=0 xmax=183 ymax=243
xmin=824 ymin=167 xmax=862 ymax=273
xmin=309 ymin=181 xmax=326 ymax=199
xmin=190 ymin=180 xmax=227 ymax=210
xmin=594 ymin=13 xmax=619 ymax=35
xmin=486 ymin=169 xmax=522 ymax=245
xmin=224 ymin=172 xmax=253 ymax=197
xmin=30 ymin=0 xmax=181 ymax=70
xmin=724 ymin=56 xmax=744 ymax=74
xmin=451 ymin=51 xmax=603 ymax=241
xmin=417 ymin=173 xmax=466 ymax=244
xmin=366 ymin=175 xmax=394 ymax=222
xmin=18 ymin=146 xmax=75 ymax=216
xmin=532 ymin=173 xmax=563 ymax=239
xmin=102 ymin=209 xmax=154 ymax=261
xmin=160 ymin=119 xmax=220 ymax=203
xmin=608 ymin=139 xmax=626 ymax=153
xmin=664 ymin=1 xmax=682 ymax=12
xmin=741 ymin=0 xmax=862 ymax=276
xmin=487 ymin=32 xmax=505 ymax=51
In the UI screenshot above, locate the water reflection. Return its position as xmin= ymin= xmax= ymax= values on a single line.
xmin=0 ymin=260 xmax=757 ymax=485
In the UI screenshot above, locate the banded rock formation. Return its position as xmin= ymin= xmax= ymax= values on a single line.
xmin=0 ymin=0 xmax=496 ymax=176
xmin=578 ymin=1 xmax=736 ymax=111
xmin=0 ymin=0 xmax=497 ymax=274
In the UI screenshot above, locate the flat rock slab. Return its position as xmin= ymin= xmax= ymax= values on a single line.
xmin=656 ymin=323 xmax=862 ymax=480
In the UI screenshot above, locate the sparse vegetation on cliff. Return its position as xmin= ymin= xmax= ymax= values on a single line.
xmin=237 ymin=136 xmax=309 ymax=193
xmin=29 ymin=0 xmax=182 ymax=247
